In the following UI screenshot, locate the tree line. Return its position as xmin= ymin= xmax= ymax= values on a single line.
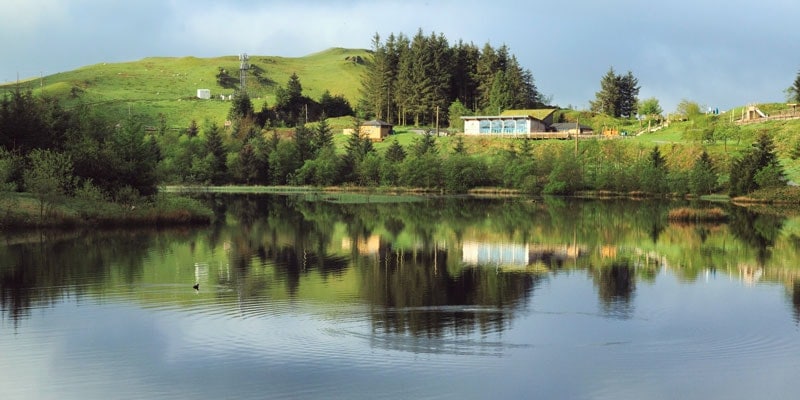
xmin=1 ymin=27 xmax=791 ymax=210
xmin=159 ymin=89 xmax=786 ymax=199
xmin=0 ymin=89 xmax=161 ymax=212
xmin=359 ymin=30 xmax=545 ymax=127
xmin=1 ymin=85 xmax=787 ymax=201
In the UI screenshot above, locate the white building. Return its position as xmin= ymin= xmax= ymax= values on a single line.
xmin=196 ymin=89 xmax=211 ymax=99
xmin=460 ymin=109 xmax=557 ymax=137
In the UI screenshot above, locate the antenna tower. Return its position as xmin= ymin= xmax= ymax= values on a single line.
xmin=239 ymin=53 xmax=249 ymax=93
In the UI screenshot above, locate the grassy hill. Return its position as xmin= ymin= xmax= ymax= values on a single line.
xmin=5 ymin=48 xmax=800 ymax=184
xmin=1 ymin=47 xmax=370 ymax=129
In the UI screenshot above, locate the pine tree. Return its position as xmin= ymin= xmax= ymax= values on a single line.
xmin=341 ymin=117 xmax=374 ymax=183
xmin=689 ymin=151 xmax=717 ymax=195
xmin=412 ymin=131 xmax=438 ymax=158
xmin=186 ymin=119 xmax=199 ymax=138
xmin=475 ymin=43 xmax=498 ymax=111
xmin=236 ymin=143 xmax=257 ymax=184
xmin=393 ymin=34 xmax=413 ymax=126
xmin=204 ymin=123 xmax=228 ymax=185
xmin=450 ymin=40 xmax=480 ymax=111
xmin=384 ymin=139 xmax=406 ymax=163
xmin=591 ymin=67 xmax=620 ymax=117
xmin=275 ymin=73 xmax=306 ymax=126
xmin=617 ymin=71 xmax=640 ymax=118
xmin=447 ymin=99 xmax=470 ymax=131
xmin=360 ymin=33 xmax=390 ymax=120
xmin=488 ymin=70 xmax=513 ymax=114
xmin=640 ymin=146 xmax=668 ymax=194
xmin=729 ymin=132 xmax=785 ymax=196
xmin=312 ymin=115 xmax=334 ymax=154
xmin=408 ymin=29 xmax=435 ymax=126
xmin=228 ymin=92 xmax=254 ymax=120
xmin=293 ymin=122 xmax=314 ymax=163
xmin=789 ymin=70 xmax=800 ymax=103
xmin=590 ymin=68 xmax=639 ymax=118
xmin=505 ymin=55 xmax=541 ymax=108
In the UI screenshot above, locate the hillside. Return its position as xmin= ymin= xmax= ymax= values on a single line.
xmin=0 ymin=47 xmax=370 ymax=128
xmin=5 ymin=47 xmax=800 ymax=185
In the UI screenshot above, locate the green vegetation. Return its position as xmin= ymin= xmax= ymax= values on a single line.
xmin=667 ymin=207 xmax=728 ymax=222
xmin=1 ymin=48 xmax=368 ymax=128
xmin=5 ymin=29 xmax=800 ymax=223
xmin=590 ymin=67 xmax=640 ymax=118
xmin=0 ymin=191 xmax=211 ymax=228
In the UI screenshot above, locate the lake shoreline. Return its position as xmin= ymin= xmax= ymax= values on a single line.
xmin=4 ymin=184 xmax=799 ymax=230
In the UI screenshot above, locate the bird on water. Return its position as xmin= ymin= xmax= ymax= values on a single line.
xmin=193 ymin=283 xmax=199 ymax=290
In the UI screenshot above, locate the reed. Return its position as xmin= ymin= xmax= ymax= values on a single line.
xmin=667 ymin=207 xmax=728 ymax=222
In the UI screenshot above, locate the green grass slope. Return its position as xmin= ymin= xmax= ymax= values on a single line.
xmin=1 ymin=47 xmax=370 ymax=128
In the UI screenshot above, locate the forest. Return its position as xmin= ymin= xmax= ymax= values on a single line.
xmin=358 ymin=30 xmax=545 ymax=126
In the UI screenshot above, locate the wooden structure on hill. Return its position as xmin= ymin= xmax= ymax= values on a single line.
xmin=342 ymin=119 xmax=392 ymax=141
xmin=551 ymin=122 xmax=594 ymax=136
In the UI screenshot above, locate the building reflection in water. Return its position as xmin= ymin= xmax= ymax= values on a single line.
xmin=461 ymin=241 xmax=585 ymax=270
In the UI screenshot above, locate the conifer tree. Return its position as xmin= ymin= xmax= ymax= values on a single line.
xmin=384 ymin=139 xmax=406 ymax=163
xmin=788 ymin=70 xmax=800 ymax=103
xmin=591 ymin=68 xmax=639 ymax=117
xmin=312 ymin=115 xmax=334 ymax=155
xmin=689 ymin=151 xmax=718 ymax=195
xmin=293 ymin=122 xmax=314 ymax=164
xmin=475 ymin=43 xmax=498 ymax=111
xmin=360 ymin=33 xmax=391 ymax=120
xmin=591 ymin=67 xmax=621 ymax=117
xmin=729 ymin=132 xmax=785 ymax=196
xmin=204 ymin=123 xmax=228 ymax=185
xmin=617 ymin=71 xmax=640 ymax=117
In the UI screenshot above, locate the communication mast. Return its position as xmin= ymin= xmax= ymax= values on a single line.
xmin=239 ymin=53 xmax=249 ymax=93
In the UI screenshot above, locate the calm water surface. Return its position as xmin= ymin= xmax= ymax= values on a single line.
xmin=1 ymin=195 xmax=799 ymax=399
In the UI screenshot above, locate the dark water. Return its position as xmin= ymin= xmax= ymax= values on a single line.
xmin=1 ymin=195 xmax=800 ymax=399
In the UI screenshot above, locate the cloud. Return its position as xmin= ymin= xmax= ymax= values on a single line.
xmin=2 ymin=0 xmax=800 ymax=111
xmin=0 ymin=0 xmax=69 ymax=32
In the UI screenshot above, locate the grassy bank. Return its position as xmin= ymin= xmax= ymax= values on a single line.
xmin=0 ymin=192 xmax=213 ymax=229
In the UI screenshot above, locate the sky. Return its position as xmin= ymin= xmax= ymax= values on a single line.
xmin=1 ymin=0 xmax=799 ymax=113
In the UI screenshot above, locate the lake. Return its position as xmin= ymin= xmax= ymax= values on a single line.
xmin=1 ymin=194 xmax=799 ymax=399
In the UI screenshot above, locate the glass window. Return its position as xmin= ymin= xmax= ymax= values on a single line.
xmin=515 ymin=119 xmax=528 ymax=133
xmin=503 ymin=120 xmax=514 ymax=133
xmin=479 ymin=119 xmax=490 ymax=134
xmin=491 ymin=120 xmax=502 ymax=133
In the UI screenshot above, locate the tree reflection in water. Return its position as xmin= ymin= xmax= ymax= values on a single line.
xmin=3 ymin=194 xmax=800 ymax=336
xmin=362 ymin=246 xmax=540 ymax=338
xmin=592 ymin=262 xmax=636 ymax=319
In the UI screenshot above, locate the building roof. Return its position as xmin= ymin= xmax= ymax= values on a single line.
xmin=550 ymin=122 xmax=594 ymax=132
xmin=460 ymin=115 xmax=539 ymax=120
xmin=362 ymin=119 xmax=392 ymax=127
xmin=500 ymin=109 xmax=556 ymax=120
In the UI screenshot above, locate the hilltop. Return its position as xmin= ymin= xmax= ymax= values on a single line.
xmin=0 ymin=47 xmax=370 ymax=129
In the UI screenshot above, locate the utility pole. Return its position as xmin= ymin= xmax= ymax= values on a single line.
xmin=435 ymin=105 xmax=440 ymax=136
xmin=574 ymin=120 xmax=579 ymax=156
xmin=239 ymin=53 xmax=249 ymax=94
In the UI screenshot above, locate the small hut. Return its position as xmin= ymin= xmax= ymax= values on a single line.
xmin=348 ymin=120 xmax=392 ymax=141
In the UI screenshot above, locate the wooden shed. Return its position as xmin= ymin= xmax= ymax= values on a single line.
xmin=550 ymin=122 xmax=594 ymax=136
xmin=346 ymin=120 xmax=392 ymax=141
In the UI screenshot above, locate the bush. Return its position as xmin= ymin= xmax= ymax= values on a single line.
xmin=543 ymin=155 xmax=583 ymax=195
xmin=443 ymin=155 xmax=488 ymax=193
